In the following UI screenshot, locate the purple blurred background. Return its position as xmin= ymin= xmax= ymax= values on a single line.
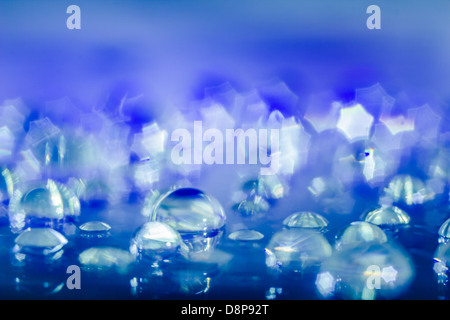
xmin=1 ymin=0 xmax=449 ymax=116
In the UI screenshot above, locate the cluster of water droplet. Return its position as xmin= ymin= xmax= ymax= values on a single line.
xmin=0 ymin=81 xmax=449 ymax=299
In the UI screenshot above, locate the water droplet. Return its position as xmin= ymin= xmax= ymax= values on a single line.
xmin=364 ymin=206 xmax=410 ymax=228
xmin=151 ymin=188 xmax=225 ymax=233
xmin=228 ymin=229 xmax=264 ymax=241
xmin=78 ymin=247 xmax=134 ymax=273
xmin=265 ymin=228 xmax=332 ymax=272
xmin=335 ymin=221 xmax=388 ymax=250
xmin=8 ymin=179 xmax=80 ymax=232
xmin=151 ymin=188 xmax=225 ymax=258
xmin=78 ymin=221 xmax=111 ymax=239
xmin=79 ymin=221 xmax=111 ymax=232
xmin=282 ymin=212 xmax=328 ymax=229
xmin=14 ymin=228 xmax=68 ymax=255
xmin=317 ymin=242 xmax=414 ymax=299
xmin=130 ymin=222 xmax=182 ymax=260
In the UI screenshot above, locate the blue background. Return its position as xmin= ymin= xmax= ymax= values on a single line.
xmin=1 ymin=0 xmax=449 ymax=112
xmin=0 ymin=0 xmax=449 ymax=300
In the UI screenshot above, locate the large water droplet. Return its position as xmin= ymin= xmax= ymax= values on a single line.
xmin=282 ymin=211 xmax=328 ymax=229
xmin=151 ymin=188 xmax=226 ymax=258
xmin=130 ymin=222 xmax=182 ymax=260
xmin=265 ymin=228 xmax=332 ymax=272
xmin=14 ymin=228 xmax=68 ymax=255
xmin=9 ymin=179 xmax=80 ymax=232
xmin=151 ymin=188 xmax=225 ymax=233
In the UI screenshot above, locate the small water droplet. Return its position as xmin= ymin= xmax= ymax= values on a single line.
xmin=282 ymin=211 xmax=328 ymax=229
xmin=228 ymin=229 xmax=264 ymax=241
xmin=79 ymin=221 xmax=111 ymax=232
